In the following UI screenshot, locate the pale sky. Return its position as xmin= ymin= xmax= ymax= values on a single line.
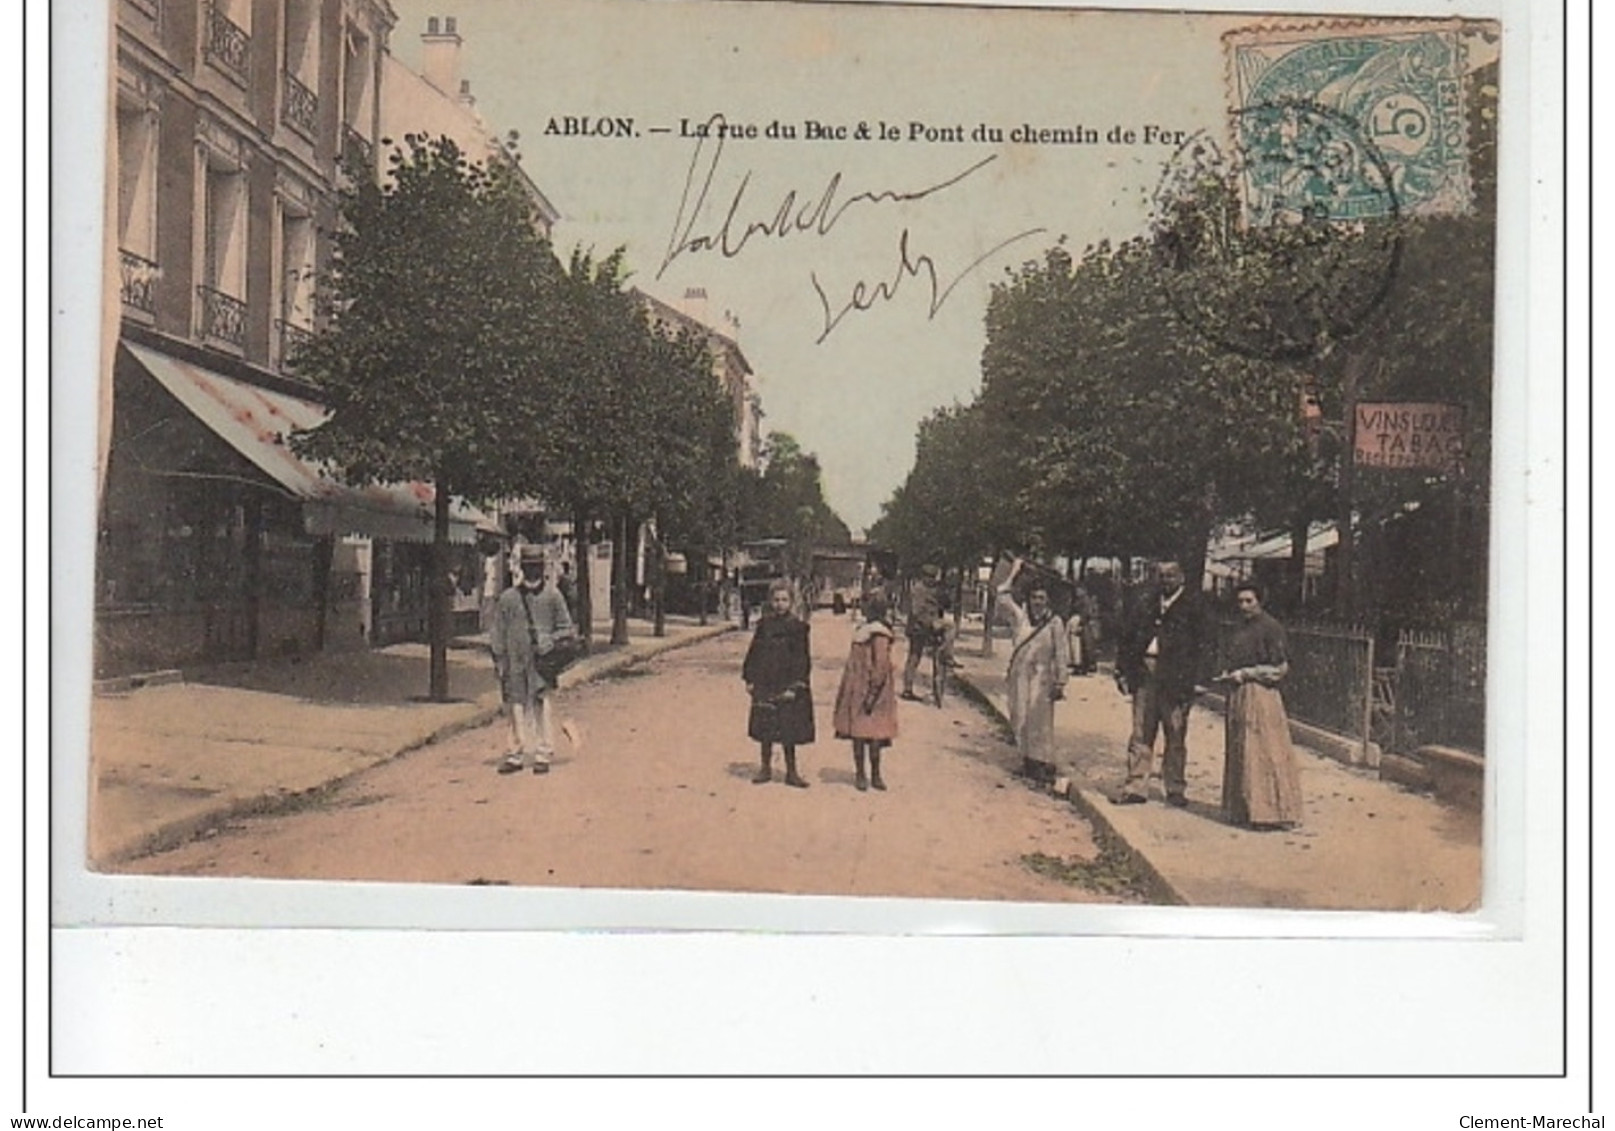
xmin=380 ymin=0 xmax=1481 ymax=533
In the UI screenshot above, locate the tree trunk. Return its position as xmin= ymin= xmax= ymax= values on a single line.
xmin=980 ymin=564 xmax=996 ymax=657
xmin=312 ymin=534 xmax=334 ymax=651
xmin=652 ymin=523 xmax=667 ymax=638
xmin=429 ymin=473 xmax=451 ymax=702
xmin=1183 ymin=488 xmax=1218 ymax=596
xmin=243 ymin=494 xmax=263 ymax=659
xmin=1334 ymin=351 xmax=1367 ymax=622
xmin=611 ymin=510 xmax=631 ymax=646
xmin=1288 ymin=510 xmax=1311 ymax=615
xmin=573 ymin=507 xmax=594 ymax=654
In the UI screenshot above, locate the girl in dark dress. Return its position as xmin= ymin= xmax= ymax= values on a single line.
xmin=742 ymin=579 xmax=816 ymax=787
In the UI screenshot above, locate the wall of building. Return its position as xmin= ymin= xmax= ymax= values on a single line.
xmin=379 ymin=51 xmax=487 ymax=155
xmin=377 ymin=27 xmax=557 ymax=236
xmin=102 ymin=2 xmax=570 ymax=674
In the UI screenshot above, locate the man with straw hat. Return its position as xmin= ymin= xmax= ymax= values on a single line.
xmin=489 ymin=542 xmax=576 ymax=775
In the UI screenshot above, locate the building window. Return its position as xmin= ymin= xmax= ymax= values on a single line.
xmin=340 ymin=24 xmax=373 ymax=165
xmin=276 ymin=204 xmax=316 ymax=372
xmin=202 ymin=0 xmax=252 ymax=85
xmin=197 ymin=155 xmax=248 ymax=348
xmin=115 ymin=103 xmax=160 ymax=316
xmin=280 ymin=0 xmax=320 ymax=139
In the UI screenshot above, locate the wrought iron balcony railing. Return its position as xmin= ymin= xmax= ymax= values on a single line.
xmin=196 ymin=285 xmax=247 ymax=348
xmin=276 ymin=318 xmax=314 ymax=372
xmin=204 ymin=2 xmax=251 ymax=85
xmin=342 ymin=124 xmax=373 ymax=168
xmin=282 ymin=71 xmax=319 ymax=139
xmin=119 ymin=250 xmax=160 ymax=315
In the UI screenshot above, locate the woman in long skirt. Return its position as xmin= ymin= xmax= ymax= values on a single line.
xmin=1215 ymin=582 xmax=1304 ymax=829
xmin=832 ymin=593 xmax=899 ymax=791
xmin=996 ymin=556 xmax=1069 ymax=783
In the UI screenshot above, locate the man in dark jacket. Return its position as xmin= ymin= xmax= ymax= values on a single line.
xmin=1111 ymin=560 xmax=1205 ymax=806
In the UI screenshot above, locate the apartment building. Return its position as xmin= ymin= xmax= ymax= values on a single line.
xmin=96 ymin=2 xmax=539 ymax=676
xmin=639 ymin=287 xmax=764 ymax=472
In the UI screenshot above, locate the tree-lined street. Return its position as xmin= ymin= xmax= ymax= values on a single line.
xmin=107 ymin=605 xmax=1479 ymax=911
xmin=122 ymin=617 xmax=1124 ymax=903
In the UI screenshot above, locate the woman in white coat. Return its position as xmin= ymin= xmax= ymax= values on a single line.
xmin=996 ymin=556 xmax=1069 ymax=783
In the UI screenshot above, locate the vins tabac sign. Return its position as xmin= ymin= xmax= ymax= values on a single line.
xmin=1354 ymin=402 xmax=1467 ymax=473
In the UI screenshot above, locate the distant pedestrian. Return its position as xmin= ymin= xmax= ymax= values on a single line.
xmin=742 ymin=578 xmax=815 ymax=787
xmin=738 ymin=571 xmax=753 ymax=629
xmin=488 ymin=543 xmax=576 ymax=776
xmin=832 ymin=593 xmax=898 ymax=791
xmin=478 ymin=538 xmax=506 ymax=634
xmin=901 ymin=564 xmax=956 ymax=702
xmin=1066 ymin=609 xmax=1086 ymax=675
xmin=556 ymin=559 xmax=579 ymax=624
xmin=1214 ymin=583 xmax=1304 ymax=830
xmin=996 ymin=556 xmax=1069 ymax=784
xmin=862 ymin=562 xmax=894 ymax=610
xmin=1111 ymin=560 xmax=1206 ymax=807
xmin=1073 ymin=585 xmax=1100 ymax=674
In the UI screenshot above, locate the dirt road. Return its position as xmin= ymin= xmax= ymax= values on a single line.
xmin=125 ymin=614 xmax=1133 ymax=903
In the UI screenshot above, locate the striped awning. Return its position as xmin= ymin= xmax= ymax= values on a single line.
xmin=124 ymin=342 xmax=494 ymax=545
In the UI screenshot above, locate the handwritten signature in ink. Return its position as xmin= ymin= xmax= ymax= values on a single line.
xmin=657 ymin=114 xmax=999 ymax=279
xmin=658 ymin=113 xmax=1048 ymax=341
xmin=809 ymin=226 xmax=1047 ymax=344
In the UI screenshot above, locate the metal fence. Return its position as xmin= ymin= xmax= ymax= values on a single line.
xmin=1274 ymin=622 xmax=1376 ymax=746
xmin=1215 ymin=618 xmax=1487 ymax=762
xmin=1393 ymin=623 xmax=1486 ymax=756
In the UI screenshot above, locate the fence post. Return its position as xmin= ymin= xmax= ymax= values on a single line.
xmin=1360 ymin=632 xmax=1377 ymax=767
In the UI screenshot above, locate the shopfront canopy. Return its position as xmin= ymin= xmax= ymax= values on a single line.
xmin=1207 ymin=522 xmax=1340 ymax=564
xmin=125 ymin=343 xmax=494 ymax=545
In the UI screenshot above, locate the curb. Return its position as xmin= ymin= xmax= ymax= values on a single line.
xmin=556 ymin=621 xmax=736 ymax=690
xmin=96 ymin=622 xmax=737 ymax=866
xmin=93 ymin=669 xmax=184 ymax=696
xmin=94 ymin=699 xmax=507 ymax=868
xmin=1065 ymin=786 xmax=1189 ymax=907
xmin=951 ymin=669 xmax=1187 ymax=907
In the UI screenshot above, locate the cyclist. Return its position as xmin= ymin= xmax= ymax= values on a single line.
xmin=900 ymin=564 xmax=957 ymax=703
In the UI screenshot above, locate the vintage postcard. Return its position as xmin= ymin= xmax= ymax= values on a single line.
xmin=43 ymin=0 xmax=1584 ymax=1098
xmin=74 ymin=0 xmax=1513 ymax=933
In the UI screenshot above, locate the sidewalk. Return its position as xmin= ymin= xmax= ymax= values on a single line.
xmin=88 ymin=616 xmax=735 ymax=867
xmin=950 ymin=626 xmax=1482 ymax=911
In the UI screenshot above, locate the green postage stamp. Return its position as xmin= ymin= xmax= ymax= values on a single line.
xmin=1226 ymin=20 xmax=1476 ymax=222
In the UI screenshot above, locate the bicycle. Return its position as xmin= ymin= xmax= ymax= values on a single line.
xmin=900 ymin=622 xmax=950 ymax=708
xmin=923 ymin=635 xmax=947 ymax=708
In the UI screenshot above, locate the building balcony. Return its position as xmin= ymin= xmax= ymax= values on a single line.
xmin=203 ymin=3 xmax=251 ymax=86
xmin=276 ymin=318 xmax=314 ymax=373
xmin=342 ymin=124 xmax=373 ymax=168
xmin=119 ymin=250 xmax=160 ymax=316
xmin=282 ymin=71 xmax=319 ymax=139
xmin=196 ymin=285 xmax=247 ymax=349
xmin=125 ymin=0 xmax=160 ymax=20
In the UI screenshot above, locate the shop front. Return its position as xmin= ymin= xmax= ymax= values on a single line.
xmin=96 ymin=342 xmax=492 ymax=677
